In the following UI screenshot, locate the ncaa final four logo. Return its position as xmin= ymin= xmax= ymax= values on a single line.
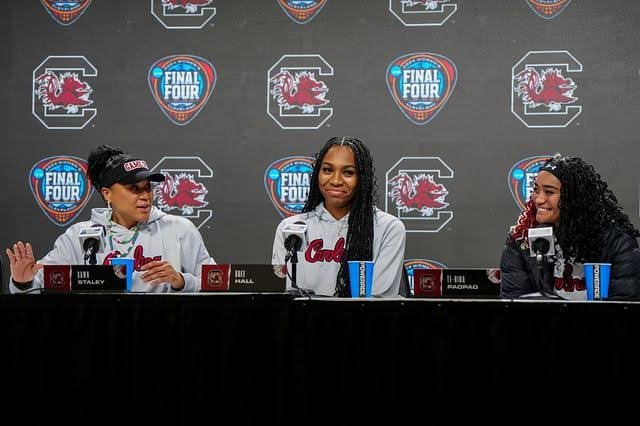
xmin=511 ymin=50 xmax=582 ymax=128
xmin=32 ymin=56 xmax=97 ymax=130
xmin=151 ymin=0 xmax=216 ymax=30
xmin=40 ymin=0 xmax=93 ymax=25
xmin=386 ymin=52 xmax=457 ymax=125
xmin=148 ymin=55 xmax=216 ymax=126
xmin=29 ymin=156 xmax=93 ymax=226
xmin=508 ymin=155 xmax=552 ymax=210
xmin=267 ymin=54 xmax=333 ymax=130
xmin=386 ymin=157 xmax=454 ymax=233
xmin=277 ymin=0 xmax=328 ymax=24
xmin=389 ymin=0 xmax=457 ymax=26
xmin=524 ymin=0 xmax=572 ymax=19
xmin=264 ymin=156 xmax=314 ymax=217
xmin=150 ymin=157 xmax=213 ymax=229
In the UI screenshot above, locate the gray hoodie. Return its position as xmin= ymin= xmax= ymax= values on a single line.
xmin=272 ymin=204 xmax=406 ymax=297
xmin=10 ymin=207 xmax=214 ymax=293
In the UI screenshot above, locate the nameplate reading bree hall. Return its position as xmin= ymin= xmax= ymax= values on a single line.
xmin=201 ymin=264 xmax=287 ymax=292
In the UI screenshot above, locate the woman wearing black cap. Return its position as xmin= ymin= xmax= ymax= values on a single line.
xmin=6 ymin=145 xmax=215 ymax=293
xmin=500 ymin=153 xmax=640 ymax=300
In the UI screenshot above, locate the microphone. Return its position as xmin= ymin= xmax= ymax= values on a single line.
xmin=282 ymin=222 xmax=308 ymax=262
xmin=282 ymin=221 xmax=313 ymax=297
xmin=528 ymin=226 xmax=555 ymax=264
xmin=78 ymin=226 xmax=105 ymax=265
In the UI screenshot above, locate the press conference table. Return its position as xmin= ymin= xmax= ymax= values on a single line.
xmin=2 ymin=293 xmax=639 ymax=424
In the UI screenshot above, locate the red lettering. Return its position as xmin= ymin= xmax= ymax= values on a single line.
xmin=133 ymin=245 xmax=162 ymax=271
xmin=305 ymin=238 xmax=345 ymax=263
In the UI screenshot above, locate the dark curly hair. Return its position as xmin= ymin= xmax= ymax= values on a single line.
xmin=511 ymin=154 xmax=639 ymax=263
xmin=303 ymin=136 xmax=378 ymax=297
xmin=87 ymin=145 xmax=132 ymax=197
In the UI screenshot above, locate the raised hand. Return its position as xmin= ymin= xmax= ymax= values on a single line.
xmin=6 ymin=242 xmax=42 ymax=283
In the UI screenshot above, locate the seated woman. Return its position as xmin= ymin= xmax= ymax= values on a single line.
xmin=272 ymin=136 xmax=406 ymax=297
xmin=6 ymin=145 xmax=215 ymax=293
xmin=500 ymin=154 xmax=640 ymax=300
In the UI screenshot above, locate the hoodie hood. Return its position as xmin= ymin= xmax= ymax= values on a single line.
xmin=90 ymin=206 xmax=166 ymax=229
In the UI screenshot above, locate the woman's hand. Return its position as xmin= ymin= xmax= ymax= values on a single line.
xmin=6 ymin=242 xmax=42 ymax=283
xmin=140 ymin=261 xmax=185 ymax=290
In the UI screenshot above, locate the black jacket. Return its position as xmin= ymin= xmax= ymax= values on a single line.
xmin=500 ymin=224 xmax=640 ymax=300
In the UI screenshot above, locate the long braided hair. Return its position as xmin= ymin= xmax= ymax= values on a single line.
xmin=511 ymin=154 xmax=639 ymax=263
xmin=302 ymin=137 xmax=378 ymax=296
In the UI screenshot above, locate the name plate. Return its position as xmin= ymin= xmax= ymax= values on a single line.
xmin=201 ymin=264 xmax=287 ymax=293
xmin=44 ymin=265 xmax=127 ymax=292
xmin=413 ymin=268 xmax=501 ymax=298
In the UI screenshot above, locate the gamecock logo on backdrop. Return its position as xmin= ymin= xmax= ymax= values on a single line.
xmin=524 ymin=0 xmax=571 ymax=19
xmin=151 ymin=0 xmax=216 ymax=29
xmin=277 ymin=0 xmax=328 ymax=24
xmin=150 ymin=157 xmax=213 ymax=229
xmin=265 ymin=156 xmax=314 ymax=217
xmin=148 ymin=55 xmax=216 ymax=126
xmin=29 ymin=156 xmax=93 ymax=226
xmin=386 ymin=157 xmax=454 ymax=233
xmin=508 ymin=155 xmax=552 ymax=210
xmin=32 ymin=56 xmax=97 ymax=130
xmin=389 ymin=0 xmax=457 ymax=26
xmin=511 ymin=50 xmax=582 ymax=128
xmin=267 ymin=54 xmax=334 ymax=130
xmin=40 ymin=0 xmax=93 ymax=25
xmin=404 ymin=259 xmax=448 ymax=293
xmin=386 ymin=52 xmax=457 ymax=125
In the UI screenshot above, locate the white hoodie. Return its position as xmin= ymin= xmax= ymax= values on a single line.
xmin=272 ymin=203 xmax=406 ymax=297
xmin=10 ymin=207 xmax=214 ymax=293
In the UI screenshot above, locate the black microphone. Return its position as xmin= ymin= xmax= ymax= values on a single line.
xmin=78 ymin=227 xmax=105 ymax=265
xmin=281 ymin=221 xmax=313 ymax=297
xmin=528 ymin=226 xmax=554 ymax=264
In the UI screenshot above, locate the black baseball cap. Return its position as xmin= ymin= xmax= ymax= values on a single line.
xmin=100 ymin=159 xmax=165 ymax=188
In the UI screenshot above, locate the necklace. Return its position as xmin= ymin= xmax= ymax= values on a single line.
xmin=107 ymin=211 xmax=140 ymax=258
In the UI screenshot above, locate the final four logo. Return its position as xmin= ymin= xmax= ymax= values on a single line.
xmin=32 ymin=56 xmax=97 ymax=130
xmin=29 ymin=156 xmax=93 ymax=226
xmin=389 ymin=1 xmax=457 ymax=26
xmin=386 ymin=157 xmax=454 ymax=233
xmin=277 ymin=0 xmax=328 ymax=24
xmin=151 ymin=0 xmax=216 ymax=30
xmin=524 ymin=0 xmax=572 ymax=19
xmin=40 ymin=0 xmax=93 ymax=25
xmin=267 ymin=54 xmax=333 ymax=130
xmin=508 ymin=155 xmax=552 ymax=210
xmin=512 ymin=51 xmax=582 ymax=128
xmin=265 ymin=156 xmax=314 ymax=217
xmin=148 ymin=55 xmax=216 ymax=126
xmin=387 ymin=53 xmax=457 ymax=125
xmin=150 ymin=157 xmax=213 ymax=229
